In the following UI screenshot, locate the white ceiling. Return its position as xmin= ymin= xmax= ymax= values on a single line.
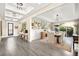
xmin=5 ymin=3 xmax=49 ymax=21
xmin=3 ymin=3 xmax=76 ymax=22
xmin=34 ymin=3 xmax=79 ymax=23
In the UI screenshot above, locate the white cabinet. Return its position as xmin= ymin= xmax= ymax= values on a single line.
xmin=31 ymin=29 xmax=43 ymax=41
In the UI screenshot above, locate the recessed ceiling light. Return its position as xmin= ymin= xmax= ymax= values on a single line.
xmin=5 ymin=18 xmax=11 ymax=21
xmin=13 ymin=19 xmax=18 ymax=21
xmin=37 ymin=3 xmax=41 ymax=5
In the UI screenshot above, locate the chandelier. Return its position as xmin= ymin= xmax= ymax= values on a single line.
xmin=17 ymin=3 xmax=23 ymax=10
xmin=56 ymin=14 xmax=59 ymax=22
xmin=55 ymin=14 xmax=60 ymax=26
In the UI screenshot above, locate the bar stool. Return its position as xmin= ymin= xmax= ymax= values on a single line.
xmin=73 ymin=35 xmax=79 ymax=56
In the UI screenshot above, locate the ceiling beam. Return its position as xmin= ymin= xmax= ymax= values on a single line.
xmin=21 ymin=3 xmax=64 ymax=20
xmin=5 ymin=16 xmax=20 ymax=20
xmin=6 ymin=9 xmax=25 ymax=16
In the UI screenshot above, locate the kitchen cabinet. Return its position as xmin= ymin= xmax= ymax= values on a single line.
xmin=41 ymin=31 xmax=47 ymax=39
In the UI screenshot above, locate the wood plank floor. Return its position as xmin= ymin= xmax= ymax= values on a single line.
xmin=0 ymin=37 xmax=73 ymax=56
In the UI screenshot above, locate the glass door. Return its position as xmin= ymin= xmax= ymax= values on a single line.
xmin=8 ymin=23 xmax=14 ymax=36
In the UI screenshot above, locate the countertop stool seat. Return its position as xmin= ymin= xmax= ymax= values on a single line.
xmin=19 ymin=32 xmax=28 ymax=41
xmin=73 ymin=35 xmax=79 ymax=56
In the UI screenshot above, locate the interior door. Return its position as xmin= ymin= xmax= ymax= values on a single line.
xmin=8 ymin=23 xmax=14 ymax=36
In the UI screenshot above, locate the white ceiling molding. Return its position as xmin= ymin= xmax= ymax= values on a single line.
xmin=19 ymin=3 xmax=64 ymax=22
xmin=31 ymin=3 xmax=64 ymax=18
xmin=6 ymin=9 xmax=25 ymax=15
xmin=5 ymin=4 xmax=34 ymax=15
xmin=35 ymin=15 xmax=55 ymax=22
xmin=5 ymin=3 xmax=49 ymax=21
xmin=5 ymin=16 xmax=20 ymax=20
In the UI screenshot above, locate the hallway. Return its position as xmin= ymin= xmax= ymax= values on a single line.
xmin=0 ymin=37 xmax=72 ymax=56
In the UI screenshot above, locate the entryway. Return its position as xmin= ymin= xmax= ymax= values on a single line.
xmin=8 ymin=23 xmax=14 ymax=36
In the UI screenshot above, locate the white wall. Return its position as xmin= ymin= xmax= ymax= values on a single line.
xmin=18 ymin=17 xmax=39 ymax=42
xmin=0 ymin=3 xmax=5 ymax=19
xmin=2 ymin=20 xmax=6 ymax=37
xmin=0 ymin=3 xmax=5 ymax=39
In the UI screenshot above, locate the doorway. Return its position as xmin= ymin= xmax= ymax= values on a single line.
xmin=8 ymin=23 xmax=14 ymax=36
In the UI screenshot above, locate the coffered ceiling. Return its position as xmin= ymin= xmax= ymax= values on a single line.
xmin=5 ymin=3 xmax=49 ymax=21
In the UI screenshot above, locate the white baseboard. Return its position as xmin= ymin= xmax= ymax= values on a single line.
xmin=1 ymin=35 xmax=19 ymax=38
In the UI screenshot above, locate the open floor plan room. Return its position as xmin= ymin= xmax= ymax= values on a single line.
xmin=0 ymin=3 xmax=79 ymax=56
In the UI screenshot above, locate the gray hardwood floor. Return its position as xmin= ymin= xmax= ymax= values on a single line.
xmin=0 ymin=37 xmax=73 ymax=56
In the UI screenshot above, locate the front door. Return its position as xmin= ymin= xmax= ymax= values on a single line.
xmin=8 ymin=23 xmax=14 ymax=36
